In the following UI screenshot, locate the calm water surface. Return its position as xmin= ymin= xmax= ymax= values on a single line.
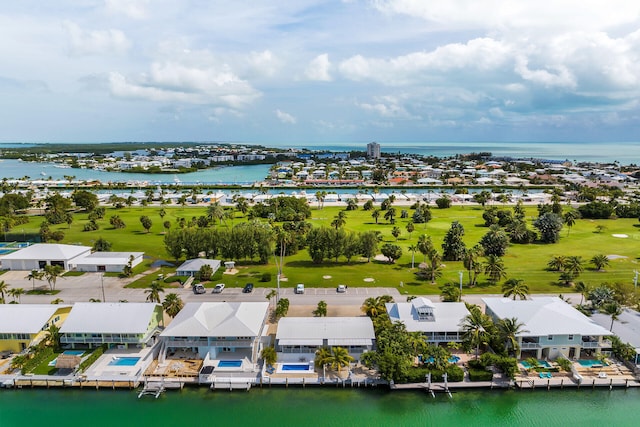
xmin=0 ymin=387 xmax=638 ymax=427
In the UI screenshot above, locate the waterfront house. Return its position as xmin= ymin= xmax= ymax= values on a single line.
xmin=483 ymin=297 xmax=613 ymax=360
xmin=59 ymin=303 xmax=163 ymax=349
xmin=175 ymin=258 xmax=221 ymax=277
xmin=0 ymin=243 xmax=92 ymax=271
xmin=73 ymin=251 xmax=143 ymax=273
xmin=0 ymin=304 xmax=71 ymax=353
xmin=386 ymin=298 xmax=470 ymax=343
xmin=275 ymin=317 xmax=375 ymax=363
xmin=159 ymin=302 xmax=269 ymax=368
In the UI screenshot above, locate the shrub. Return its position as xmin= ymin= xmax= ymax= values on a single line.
xmin=260 ymin=272 xmax=272 ymax=282
xmin=79 ymin=344 xmax=108 ymax=373
xmin=468 ymin=368 xmax=493 ymax=381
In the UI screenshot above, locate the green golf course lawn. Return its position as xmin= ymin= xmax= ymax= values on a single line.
xmin=15 ymin=204 xmax=640 ymax=295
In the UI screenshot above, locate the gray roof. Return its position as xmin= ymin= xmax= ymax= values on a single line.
xmin=59 ymin=303 xmax=160 ymax=334
xmin=74 ymin=252 xmax=144 ymax=266
xmin=0 ymin=304 xmax=71 ymax=334
xmin=483 ymin=297 xmax=612 ymax=337
xmin=592 ymin=309 xmax=640 ymax=351
xmin=276 ymin=317 xmax=375 ymax=345
xmin=386 ymin=298 xmax=470 ymax=333
xmin=1 ymin=243 xmax=91 ymax=260
xmin=176 ymin=258 xmax=220 ymax=272
xmin=160 ymin=302 xmax=268 ymax=338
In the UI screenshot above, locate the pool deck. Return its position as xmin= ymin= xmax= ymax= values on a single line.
xmin=83 ymin=347 xmax=153 ymax=380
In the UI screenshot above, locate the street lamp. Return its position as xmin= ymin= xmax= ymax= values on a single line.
xmin=458 ymin=271 xmax=463 ymax=302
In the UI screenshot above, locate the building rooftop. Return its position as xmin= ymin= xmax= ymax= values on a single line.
xmin=276 ymin=317 xmax=375 ymax=346
xmin=161 ymin=302 xmax=269 ymax=338
xmin=483 ymin=297 xmax=612 ymax=337
xmin=1 ymin=243 xmax=91 ymax=260
xmin=74 ymin=252 xmax=143 ymax=265
xmin=592 ymin=308 xmax=640 ymax=352
xmin=0 ymin=304 xmax=70 ymax=334
xmin=176 ymin=258 xmax=221 ymax=272
xmin=386 ymin=298 xmax=470 ymax=333
xmin=59 ymin=303 xmax=160 ymax=334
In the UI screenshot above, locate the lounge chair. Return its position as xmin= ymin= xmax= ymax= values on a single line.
xmin=539 ymin=372 xmax=545 ymax=379
xmin=546 ymin=372 xmax=552 ymax=378
xmin=598 ymin=372 xmax=607 ymax=379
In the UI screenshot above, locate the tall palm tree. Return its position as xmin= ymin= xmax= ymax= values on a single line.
xmin=25 ymin=270 xmax=44 ymax=291
xmin=563 ymin=209 xmax=579 ymax=235
xmin=461 ymin=305 xmax=492 ymax=359
xmin=602 ymin=302 xmax=623 ymax=331
xmin=43 ymin=265 xmax=64 ymax=291
xmin=0 ymin=280 xmax=8 ymax=303
xmin=463 ymin=245 xmax=484 ymax=287
xmin=315 ymin=347 xmax=332 ymax=379
xmin=484 ymin=255 xmax=507 ymax=284
xmin=261 ymin=346 xmax=277 ymax=368
xmin=417 ymin=234 xmax=433 ymax=263
xmin=384 ymin=207 xmax=397 ymax=224
xmin=497 ymin=317 xmax=528 ymax=357
xmin=371 ymin=209 xmax=380 ymax=224
xmin=8 ymin=288 xmax=25 ymax=303
xmin=328 ymin=346 xmax=354 ymax=374
xmin=162 ymin=293 xmax=184 ymax=318
xmin=408 ymin=244 xmax=417 ymax=269
xmin=502 ymin=278 xmax=529 ymax=300
xmin=145 ymin=280 xmax=165 ymax=303
xmin=426 ymin=249 xmax=442 ymax=284
xmin=574 ymin=281 xmax=590 ymax=305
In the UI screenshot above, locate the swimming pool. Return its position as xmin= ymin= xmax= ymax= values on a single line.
xmin=217 ymin=360 xmax=243 ymax=368
xmin=281 ymin=364 xmax=312 ymax=372
xmin=520 ymin=360 xmax=551 ymax=369
xmin=48 ymin=351 xmax=85 ymax=366
xmin=108 ymin=357 xmax=140 ymax=366
xmin=578 ymin=359 xmax=607 ymax=367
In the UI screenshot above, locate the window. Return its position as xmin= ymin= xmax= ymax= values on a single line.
xmin=547 ymin=335 xmax=553 ymax=340
xmin=568 ymin=335 xmax=574 ymax=340
xmin=97 ymin=265 xmax=106 ymax=272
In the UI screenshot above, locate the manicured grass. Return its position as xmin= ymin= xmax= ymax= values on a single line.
xmin=63 ymin=271 xmax=85 ymax=277
xmin=26 ymin=289 xmax=60 ymax=295
xmin=15 ymin=204 xmax=640 ymax=295
xmin=31 ymin=352 xmax=60 ymax=375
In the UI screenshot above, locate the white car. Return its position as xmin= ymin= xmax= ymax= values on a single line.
xmin=295 ymin=283 xmax=305 ymax=294
xmin=212 ymin=283 xmax=225 ymax=293
xmin=337 ymin=284 xmax=347 ymax=293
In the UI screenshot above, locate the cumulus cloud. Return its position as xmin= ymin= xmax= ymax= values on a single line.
xmin=275 ymin=109 xmax=297 ymax=124
xmin=247 ymin=50 xmax=280 ymax=77
xmin=305 ymin=54 xmax=332 ymax=81
xmin=63 ymin=22 xmax=131 ymax=56
xmin=357 ymin=95 xmax=420 ymax=119
xmin=109 ymin=62 xmax=261 ymax=108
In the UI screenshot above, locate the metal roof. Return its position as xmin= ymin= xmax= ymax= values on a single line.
xmin=160 ymin=302 xmax=269 ymax=338
xmin=59 ymin=303 xmax=160 ymax=334
xmin=276 ymin=317 xmax=375 ymax=343
xmin=74 ymin=252 xmax=144 ymax=266
xmin=386 ymin=299 xmax=470 ymax=333
xmin=1 ymin=243 xmax=91 ymax=260
xmin=0 ymin=304 xmax=71 ymax=334
xmin=176 ymin=258 xmax=221 ymax=272
xmin=483 ymin=297 xmax=613 ymax=337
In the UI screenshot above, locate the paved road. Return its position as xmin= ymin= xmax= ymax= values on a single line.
xmin=0 ymin=270 xmax=581 ymax=307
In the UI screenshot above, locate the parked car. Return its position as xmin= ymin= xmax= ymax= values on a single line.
xmin=243 ymin=283 xmax=254 ymax=293
xmin=212 ymin=283 xmax=225 ymax=293
xmin=193 ymin=284 xmax=206 ymax=294
xmin=295 ymin=283 xmax=305 ymax=294
xmin=337 ymin=284 xmax=347 ymax=293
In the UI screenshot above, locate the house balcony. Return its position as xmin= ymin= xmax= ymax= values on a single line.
xmin=520 ymin=342 xmax=541 ymax=349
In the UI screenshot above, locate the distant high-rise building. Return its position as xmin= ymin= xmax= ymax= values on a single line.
xmin=366 ymin=142 xmax=381 ymax=159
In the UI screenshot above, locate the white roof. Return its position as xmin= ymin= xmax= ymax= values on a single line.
xmin=74 ymin=252 xmax=143 ymax=266
xmin=161 ymin=302 xmax=268 ymax=338
xmin=386 ymin=298 xmax=470 ymax=333
xmin=483 ymin=297 xmax=612 ymax=337
xmin=0 ymin=304 xmax=70 ymax=334
xmin=1 ymin=243 xmax=91 ymax=261
xmin=60 ymin=303 xmax=159 ymax=334
xmin=176 ymin=258 xmax=221 ymax=272
xmin=591 ymin=309 xmax=640 ymax=352
xmin=276 ymin=317 xmax=375 ymax=345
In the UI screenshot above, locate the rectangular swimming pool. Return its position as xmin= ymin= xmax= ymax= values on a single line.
xmin=217 ymin=360 xmax=242 ymax=368
xmin=108 ymin=357 xmax=140 ymax=366
xmin=578 ymin=359 xmax=607 ymax=367
xmin=281 ymin=364 xmax=312 ymax=372
xmin=520 ymin=360 xmax=551 ymax=369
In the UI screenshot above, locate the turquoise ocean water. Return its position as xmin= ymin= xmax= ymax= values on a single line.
xmin=0 ymin=387 xmax=638 ymax=427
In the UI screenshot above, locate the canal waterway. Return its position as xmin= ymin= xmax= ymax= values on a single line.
xmin=0 ymin=387 xmax=638 ymax=427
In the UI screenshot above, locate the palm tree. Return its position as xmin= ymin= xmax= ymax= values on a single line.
xmin=408 ymin=244 xmax=417 ymax=269
xmin=417 ymin=234 xmax=433 ymax=263
xmin=315 ymin=347 xmax=332 ymax=379
xmin=563 ymin=209 xmax=579 ymax=235
xmin=331 ymin=212 xmax=346 ymax=229
xmin=461 ymin=305 xmax=492 ymax=359
xmin=360 ymin=295 xmax=393 ymax=318
xmin=43 ymin=265 xmax=64 ymax=291
xmin=575 ymin=281 xmax=590 ymax=305
xmin=391 ymin=226 xmax=401 ymax=241
xmin=328 ymin=346 xmax=354 ymax=374
xmin=502 ymin=278 xmax=529 ymax=300
xmin=371 ymin=209 xmax=380 ymax=224
xmin=50 ymin=298 xmax=64 ymax=304
xmin=145 ymin=280 xmax=165 ymax=303
xmin=484 ymin=255 xmax=506 ymax=284
xmin=207 ymin=202 xmax=226 ymax=226
xmin=565 ymin=256 xmax=584 ymax=278
xmin=8 ymin=288 xmax=25 ymax=303
xmin=266 ymin=289 xmax=277 ymax=308
xmin=547 ymin=255 xmax=566 ymax=272
xmin=0 ymin=280 xmax=8 ymax=303
xmin=261 ymin=346 xmax=277 ymax=368
xmin=426 ymin=249 xmax=442 ymax=284
xmin=463 ymin=245 xmax=484 ymax=287
xmin=602 ymin=302 xmax=623 ymax=331
xmin=25 ymin=270 xmax=44 ymax=291
xmin=440 ymin=282 xmax=461 ymax=302
xmin=384 ymin=207 xmax=397 ymax=224
xmin=162 ymin=293 xmax=184 ymax=318
xmin=497 ymin=317 xmax=528 ymax=357
xmin=590 ymin=254 xmax=610 ymax=271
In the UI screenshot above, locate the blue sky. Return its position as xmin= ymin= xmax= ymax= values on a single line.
xmin=1 ymin=0 xmax=640 ymax=144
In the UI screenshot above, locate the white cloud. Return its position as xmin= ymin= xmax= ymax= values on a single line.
xmin=105 ymin=0 xmax=149 ymax=19
xmin=275 ymin=109 xmax=297 ymax=124
xmin=305 ymin=54 xmax=332 ymax=81
xmin=63 ymin=21 xmax=131 ymax=56
xmin=109 ymin=62 xmax=261 ymax=108
xmin=247 ymin=50 xmax=280 ymax=77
